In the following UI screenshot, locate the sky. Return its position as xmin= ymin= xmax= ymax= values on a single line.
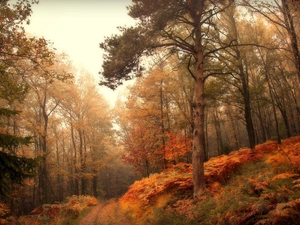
xmin=25 ymin=0 xmax=136 ymax=106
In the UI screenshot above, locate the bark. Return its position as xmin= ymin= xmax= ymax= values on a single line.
xmin=257 ymin=48 xmax=282 ymax=144
xmin=254 ymin=95 xmax=267 ymax=143
xmin=39 ymin=90 xmax=50 ymax=204
xmin=78 ymin=129 xmax=87 ymax=195
xmin=192 ymin=2 xmax=206 ymax=196
xmin=240 ymin=66 xmax=256 ymax=149
xmin=192 ymin=76 xmax=206 ymax=197
xmin=226 ymin=106 xmax=240 ymax=150
xmin=93 ymin=170 xmax=98 ymax=197
xmin=159 ymin=80 xmax=167 ymax=168
xmin=281 ymin=0 xmax=300 ymax=81
xmin=186 ymin=0 xmax=207 ymax=198
xmin=70 ymin=123 xmax=79 ymax=195
xmin=213 ymin=108 xmax=224 ymax=155
xmin=225 ymin=4 xmax=256 ymax=150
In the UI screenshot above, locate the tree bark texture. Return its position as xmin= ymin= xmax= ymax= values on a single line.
xmin=281 ymin=0 xmax=300 ymax=81
xmin=192 ymin=2 xmax=206 ymax=196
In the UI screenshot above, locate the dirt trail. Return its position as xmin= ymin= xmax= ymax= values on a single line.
xmin=79 ymin=202 xmax=108 ymax=225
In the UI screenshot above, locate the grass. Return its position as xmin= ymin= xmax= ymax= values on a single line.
xmin=59 ymin=207 xmax=93 ymax=225
xmin=188 ymin=155 xmax=300 ymax=224
xmin=152 ymin=208 xmax=196 ymax=225
xmin=95 ymin=199 xmax=133 ymax=225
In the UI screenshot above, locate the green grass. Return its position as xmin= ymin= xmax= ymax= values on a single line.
xmin=186 ymin=159 xmax=300 ymax=224
xmin=152 ymin=208 xmax=197 ymax=225
xmin=57 ymin=206 xmax=94 ymax=225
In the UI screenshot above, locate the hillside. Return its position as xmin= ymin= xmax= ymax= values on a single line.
xmin=96 ymin=136 xmax=300 ymax=225
xmin=6 ymin=136 xmax=300 ymax=224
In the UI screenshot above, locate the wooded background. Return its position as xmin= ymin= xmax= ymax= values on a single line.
xmin=0 ymin=0 xmax=300 ymax=216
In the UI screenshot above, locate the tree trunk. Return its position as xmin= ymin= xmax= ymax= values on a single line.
xmin=78 ymin=129 xmax=87 ymax=195
xmin=213 ymin=108 xmax=223 ymax=155
xmin=191 ymin=0 xmax=206 ymax=198
xmin=258 ymin=48 xmax=282 ymax=144
xmin=40 ymin=95 xmax=50 ymax=204
xmin=93 ymin=170 xmax=98 ymax=197
xmin=226 ymin=6 xmax=256 ymax=150
xmin=241 ymin=68 xmax=256 ymax=150
xmin=278 ymin=107 xmax=291 ymax=138
xmin=159 ymin=80 xmax=167 ymax=168
xmin=192 ymin=76 xmax=206 ymax=197
xmin=70 ymin=123 xmax=79 ymax=195
xmin=226 ymin=106 xmax=240 ymax=150
xmin=281 ymin=0 xmax=300 ymax=81
xmin=255 ymin=96 xmax=267 ymax=143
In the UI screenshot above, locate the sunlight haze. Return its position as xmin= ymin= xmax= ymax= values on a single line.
xmin=25 ymin=0 xmax=136 ymax=106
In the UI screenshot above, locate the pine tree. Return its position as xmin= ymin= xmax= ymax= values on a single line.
xmin=0 ymin=108 xmax=37 ymax=197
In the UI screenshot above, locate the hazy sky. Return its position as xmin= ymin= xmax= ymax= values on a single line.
xmin=25 ymin=0 xmax=136 ymax=105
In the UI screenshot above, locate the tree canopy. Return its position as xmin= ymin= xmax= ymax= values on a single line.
xmin=100 ymin=0 xmax=237 ymax=197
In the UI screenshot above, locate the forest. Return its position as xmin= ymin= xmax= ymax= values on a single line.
xmin=0 ymin=0 xmax=300 ymax=223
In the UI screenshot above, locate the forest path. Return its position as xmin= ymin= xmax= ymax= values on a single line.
xmin=79 ymin=202 xmax=108 ymax=225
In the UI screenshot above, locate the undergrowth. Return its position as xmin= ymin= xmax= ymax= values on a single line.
xmin=189 ymin=148 xmax=300 ymax=225
xmin=95 ymin=199 xmax=133 ymax=225
xmin=60 ymin=207 xmax=93 ymax=225
xmin=5 ymin=195 xmax=98 ymax=225
xmin=152 ymin=208 xmax=196 ymax=225
xmin=122 ymin=137 xmax=300 ymax=225
xmin=6 ymin=136 xmax=300 ymax=225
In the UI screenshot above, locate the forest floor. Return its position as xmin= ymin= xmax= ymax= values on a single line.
xmin=84 ymin=199 xmax=133 ymax=225
xmin=100 ymin=136 xmax=300 ymax=225
xmin=79 ymin=202 xmax=108 ymax=225
xmin=4 ymin=136 xmax=300 ymax=225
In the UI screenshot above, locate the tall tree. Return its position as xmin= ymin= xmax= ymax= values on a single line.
xmin=0 ymin=0 xmax=53 ymax=201
xmin=243 ymin=0 xmax=300 ymax=81
xmin=100 ymin=0 xmax=234 ymax=197
xmin=216 ymin=4 xmax=257 ymax=149
xmin=0 ymin=108 xmax=37 ymax=197
xmin=57 ymin=72 xmax=113 ymax=196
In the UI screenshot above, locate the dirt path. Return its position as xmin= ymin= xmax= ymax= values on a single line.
xmin=79 ymin=202 xmax=108 ymax=225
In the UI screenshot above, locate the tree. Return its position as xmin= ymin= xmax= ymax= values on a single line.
xmin=116 ymin=63 xmax=194 ymax=176
xmin=243 ymin=0 xmax=300 ymax=81
xmin=100 ymin=0 xmax=235 ymax=197
xmin=0 ymin=0 xmax=52 ymax=200
xmin=56 ymin=72 xmax=113 ymax=196
xmin=215 ymin=4 xmax=257 ymax=149
xmin=0 ymin=109 xmax=37 ymax=197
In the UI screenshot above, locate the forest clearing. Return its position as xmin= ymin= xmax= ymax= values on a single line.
xmin=1 ymin=0 xmax=300 ymax=224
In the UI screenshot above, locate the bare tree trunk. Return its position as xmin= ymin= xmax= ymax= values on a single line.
xmin=258 ymin=48 xmax=282 ymax=144
xmin=255 ymin=96 xmax=267 ymax=143
xmin=213 ymin=108 xmax=224 ymax=155
xmin=70 ymin=123 xmax=79 ymax=195
xmin=40 ymin=92 xmax=50 ymax=204
xmin=281 ymin=0 xmax=300 ymax=81
xmin=190 ymin=0 xmax=206 ymax=198
xmin=159 ymin=80 xmax=167 ymax=168
xmin=240 ymin=66 xmax=256 ymax=150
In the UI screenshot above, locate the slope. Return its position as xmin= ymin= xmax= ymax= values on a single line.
xmin=104 ymin=136 xmax=300 ymax=225
xmin=6 ymin=136 xmax=300 ymax=224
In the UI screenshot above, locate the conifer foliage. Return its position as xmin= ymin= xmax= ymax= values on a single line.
xmin=0 ymin=127 xmax=37 ymax=196
xmin=0 ymin=0 xmax=46 ymax=197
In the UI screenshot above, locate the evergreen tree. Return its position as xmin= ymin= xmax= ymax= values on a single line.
xmin=0 ymin=108 xmax=37 ymax=197
xmin=0 ymin=0 xmax=41 ymax=197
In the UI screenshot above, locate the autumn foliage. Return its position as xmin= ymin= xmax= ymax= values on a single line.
xmin=118 ymin=136 xmax=300 ymax=224
xmin=122 ymin=130 xmax=192 ymax=176
xmin=2 ymin=136 xmax=300 ymax=224
xmin=1 ymin=195 xmax=97 ymax=225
